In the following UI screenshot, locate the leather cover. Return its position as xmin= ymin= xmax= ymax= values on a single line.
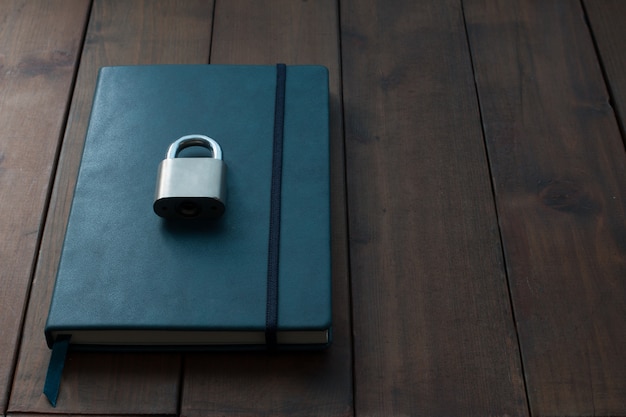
xmin=44 ymin=65 xmax=331 ymax=349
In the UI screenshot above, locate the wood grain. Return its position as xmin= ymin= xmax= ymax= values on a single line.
xmin=0 ymin=0 xmax=90 ymax=412
xmin=585 ymin=0 xmax=626 ymax=144
xmin=5 ymin=1 xmax=624 ymax=416
xmin=8 ymin=1 xmax=214 ymax=414
xmin=340 ymin=0 xmax=527 ymax=415
xmin=180 ymin=1 xmax=353 ymax=416
xmin=464 ymin=1 xmax=626 ymax=415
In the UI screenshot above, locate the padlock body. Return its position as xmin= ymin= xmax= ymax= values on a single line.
xmin=154 ymin=158 xmax=226 ymax=219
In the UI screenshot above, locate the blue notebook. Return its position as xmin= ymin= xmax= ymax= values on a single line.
xmin=45 ymin=64 xmax=332 ymax=353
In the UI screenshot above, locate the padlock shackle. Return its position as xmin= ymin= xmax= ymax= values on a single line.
xmin=166 ymin=134 xmax=223 ymax=160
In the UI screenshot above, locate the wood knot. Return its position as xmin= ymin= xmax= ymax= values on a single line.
xmin=17 ymin=50 xmax=73 ymax=77
xmin=538 ymin=179 xmax=599 ymax=216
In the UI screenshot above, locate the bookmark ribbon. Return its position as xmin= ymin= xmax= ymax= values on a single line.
xmin=265 ymin=63 xmax=287 ymax=348
xmin=43 ymin=335 xmax=71 ymax=407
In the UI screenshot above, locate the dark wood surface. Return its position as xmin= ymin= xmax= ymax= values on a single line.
xmin=0 ymin=1 xmax=91 ymax=413
xmin=1 ymin=1 xmax=624 ymax=416
xmin=465 ymin=2 xmax=626 ymax=415
xmin=342 ymin=1 xmax=526 ymax=415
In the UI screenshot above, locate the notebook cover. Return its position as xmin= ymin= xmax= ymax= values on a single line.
xmin=44 ymin=64 xmax=331 ymax=349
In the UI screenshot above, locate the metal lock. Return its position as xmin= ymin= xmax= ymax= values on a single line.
xmin=153 ymin=134 xmax=227 ymax=219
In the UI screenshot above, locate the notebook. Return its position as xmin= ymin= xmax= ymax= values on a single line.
xmin=43 ymin=64 xmax=332 ymax=405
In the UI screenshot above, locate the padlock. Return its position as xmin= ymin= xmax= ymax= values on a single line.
xmin=153 ymin=134 xmax=226 ymax=219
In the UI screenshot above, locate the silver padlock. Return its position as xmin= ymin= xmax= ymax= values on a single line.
xmin=153 ymin=134 xmax=226 ymax=219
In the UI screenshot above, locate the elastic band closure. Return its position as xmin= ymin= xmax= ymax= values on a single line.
xmin=265 ymin=63 xmax=287 ymax=348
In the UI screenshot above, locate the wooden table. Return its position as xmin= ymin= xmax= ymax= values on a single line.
xmin=1 ymin=1 xmax=625 ymax=416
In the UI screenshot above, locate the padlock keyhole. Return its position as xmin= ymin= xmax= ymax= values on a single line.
xmin=176 ymin=201 xmax=201 ymax=218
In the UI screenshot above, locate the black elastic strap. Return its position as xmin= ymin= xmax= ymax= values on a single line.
xmin=265 ymin=63 xmax=287 ymax=348
xmin=43 ymin=335 xmax=71 ymax=407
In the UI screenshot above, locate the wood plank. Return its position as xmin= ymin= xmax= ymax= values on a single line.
xmin=8 ymin=1 xmax=214 ymax=414
xmin=180 ymin=1 xmax=353 ymax=416
xmin=584 ymin=0 xmax=626 ymax=144
xmin=340 ymin=0 xmax=527 ymax=415
xmin=0 ymin=0 xmax=90 ymax=413
xmin=464 ymin=1 xmax=626 ymax=415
